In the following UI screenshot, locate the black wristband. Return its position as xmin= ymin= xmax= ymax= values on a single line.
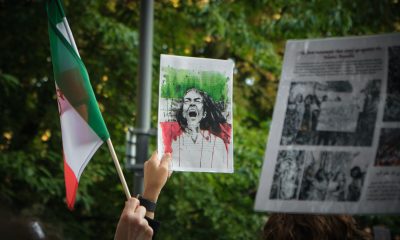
xmin=137 ymin=195 xmax=157 ymax=212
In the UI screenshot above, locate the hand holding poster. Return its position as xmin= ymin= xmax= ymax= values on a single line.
xmin=158 ymin=55 xmax=234 ymax=173
xmin=255 ymin=33 xmax=400 ymax=214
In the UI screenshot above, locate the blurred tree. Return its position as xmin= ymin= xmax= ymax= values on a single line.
xmin=0 ymin=0 xmax=399 ymax=239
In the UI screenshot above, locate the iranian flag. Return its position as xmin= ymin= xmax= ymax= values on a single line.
xmin=47 ymin=0 xmax=110 ymax=209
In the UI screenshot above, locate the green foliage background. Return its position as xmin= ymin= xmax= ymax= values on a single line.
xmin=0 ymin=0 xmax=399 ymax=239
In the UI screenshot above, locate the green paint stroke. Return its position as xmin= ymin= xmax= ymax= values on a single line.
xmin=161 ymin=67 xmax=228 ymax=102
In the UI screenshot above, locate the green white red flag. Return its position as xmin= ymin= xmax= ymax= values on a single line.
xmin=47 ymin=0 xmax=110 ymax=209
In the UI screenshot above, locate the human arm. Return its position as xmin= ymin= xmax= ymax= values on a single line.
xmin=142 ymin=152 xmax=172 ymax=219
xmin=114 ymin=197 xmax=153 ymax=240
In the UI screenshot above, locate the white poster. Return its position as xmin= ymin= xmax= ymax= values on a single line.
xmin=157 ymin=55 xmax=234 ymax=173
xmin=255 ymin=33 xmax=400 ymax=214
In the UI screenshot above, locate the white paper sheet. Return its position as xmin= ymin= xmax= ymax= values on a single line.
xmin=255 ymin=33 xmax=400 ymax=214
xmin=157 ymin=55 xmax=234 ymax=173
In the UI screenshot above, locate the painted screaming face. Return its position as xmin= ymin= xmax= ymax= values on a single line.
xmin=182 ymin=89 xmax=205 ymax=127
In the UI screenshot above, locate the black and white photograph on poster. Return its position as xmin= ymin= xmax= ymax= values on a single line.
xmin=269 ymin=150 xmax=304 ymax=200
xmin=280 ymin=79 xmax=381 ymax=146
xmin=375 ymin=128 xmax=400 ymax=166
xmin=298 ymin=151 xmax=368 ymax=202
xmin=383 ymin=46 xmax=400 ymax=122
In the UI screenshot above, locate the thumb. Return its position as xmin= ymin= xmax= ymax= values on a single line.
xmin=160 ymin=153 xmax=172 ymax=169
xmin=149 ymin=151 xmax=159 ymax=164
xmin=125 ymin=197 xmax=140 ymax=212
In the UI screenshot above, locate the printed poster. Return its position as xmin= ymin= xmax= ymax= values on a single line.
xmin=255 ymin=33 xmax=400 ymax=214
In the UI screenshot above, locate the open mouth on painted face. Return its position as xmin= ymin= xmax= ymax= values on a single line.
xmin=188 ymin=110 xmax=197 ymax=117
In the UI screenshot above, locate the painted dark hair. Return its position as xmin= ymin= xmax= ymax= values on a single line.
xmin=176 ymin=88 xmax=226 ymax=134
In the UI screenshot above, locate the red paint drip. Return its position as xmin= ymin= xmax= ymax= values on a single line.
xmin=160 ymin=122 xmax=183 ymax=153
xmin=214 ymin=123 xmax=232 ymax=152
xmin=161 ymin=122 xmax=232 ymax=153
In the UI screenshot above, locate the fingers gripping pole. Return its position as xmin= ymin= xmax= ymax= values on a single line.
xmin=107 ymin=138 xmax=131 ymax=200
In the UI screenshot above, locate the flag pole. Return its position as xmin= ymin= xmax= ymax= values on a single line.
xmin=107 ymin=139 xmax=131 ymax=200
xmin=61 ymin=19 xmax=131 ymax=200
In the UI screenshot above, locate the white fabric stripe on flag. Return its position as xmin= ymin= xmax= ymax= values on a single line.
xmin=58 ymin=83 xmax=103 ymax=180
xmin=56 ymin=18 xmax=80 ymax=57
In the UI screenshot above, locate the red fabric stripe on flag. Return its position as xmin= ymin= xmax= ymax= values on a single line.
xmin=64 ymin=157 xmax=78 ymax=210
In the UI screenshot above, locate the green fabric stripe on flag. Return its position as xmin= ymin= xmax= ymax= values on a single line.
xmin=47 ymin=0 xmax=65 ymax=24
xmin=47 ymin=0 xmax=109 ymax=141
